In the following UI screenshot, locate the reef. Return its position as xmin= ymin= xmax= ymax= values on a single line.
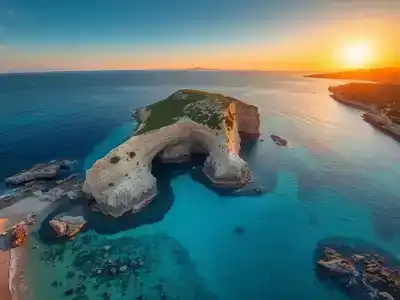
xmin=84 ymin=89 xmax=261 ymax=217
xmin=5 ymin=160 xmax=73 ymax=185
xmin=314 ymin=237 xmax=400 ymax=300
xmin=36 ymin=232 xmax=216 ymax=299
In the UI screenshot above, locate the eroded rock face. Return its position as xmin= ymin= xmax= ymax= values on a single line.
xmin=228 ymin=97 xmax=260 ymax=139
xmin=84 ymin=90 xmax=260 ymax=217
xmin=50 ymin=215 xmax=86 ymax=238
xmin=5 ymin=163 xmax=60 ymax=185
xmin=5 ymin=160 xmax=75 ymax=185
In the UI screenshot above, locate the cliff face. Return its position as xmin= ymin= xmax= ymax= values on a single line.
xmin=83 ymin=90 xmax=260 ymax=217
xmin=229 ymin=98 xmax=260 ymax=139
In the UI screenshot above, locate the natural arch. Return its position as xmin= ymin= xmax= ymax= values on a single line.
xmin=83 ymin=120 xmax=250 ymax=217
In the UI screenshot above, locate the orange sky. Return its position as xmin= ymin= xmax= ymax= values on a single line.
xmin=0 ymin=4 xmax=399 ymax=72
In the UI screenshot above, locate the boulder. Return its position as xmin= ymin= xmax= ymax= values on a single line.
xmin=49 ymin=215 xmax=86 ymax=238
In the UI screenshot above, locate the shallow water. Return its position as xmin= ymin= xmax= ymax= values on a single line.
xmin=1 ymin=71 xmax=400 ymax=300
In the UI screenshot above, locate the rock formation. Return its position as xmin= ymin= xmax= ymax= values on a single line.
xmin=84 ymin=89 xmax=260 ymax=217
xmin=317 ymin=247 xmax=399 ymax=300
xmin=5 ymin=160 xmax=73 ymax=185
xmin=49 ymin=215 xmax=86 ymax=239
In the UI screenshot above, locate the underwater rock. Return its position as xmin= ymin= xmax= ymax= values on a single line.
xmin=234 ymin=226 xmax=245 ymax=236
xmin=119 ymin=265 xmax=128 ymax=272
xmin=65 ymin=288 xmax=74 ymax=296
xmin=49 ymin=215 xmax=86 ymax=239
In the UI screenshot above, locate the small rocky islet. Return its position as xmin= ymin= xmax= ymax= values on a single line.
xmin=315 ymin=239 xmax=400 ymax=300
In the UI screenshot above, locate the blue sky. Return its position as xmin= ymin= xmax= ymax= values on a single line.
xmin=0 ymin=0 xmax=399 ymax=72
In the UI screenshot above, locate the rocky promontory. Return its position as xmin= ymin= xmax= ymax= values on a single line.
xmin=328 ymin=83 xmax=400 ymax=142
xmin=84 ymin=89 xmax=260 ymax=217
xmin=49 ymin=215 xmax=86 ymax=239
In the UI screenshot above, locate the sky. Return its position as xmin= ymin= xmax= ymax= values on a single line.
xmin=0 ymin=0 xmax=399 ymax=72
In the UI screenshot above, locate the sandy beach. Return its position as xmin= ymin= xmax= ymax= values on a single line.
xmin=0 ymin=219 xmax=12 ymax=300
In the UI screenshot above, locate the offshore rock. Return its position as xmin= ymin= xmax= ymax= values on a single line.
xmin=5 ymin=162 xmax=61 ymax=185
xmin=84 ymin=90 xmax=260 ymax=217
xmin=49 ymin=215 xmax=86 ymax=239
xmin=4 ymin=160 xmax=75 ymax=185
xmin=317 ymin=258 xmax=359 ymax=276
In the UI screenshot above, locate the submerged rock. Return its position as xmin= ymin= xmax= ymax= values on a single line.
xmin=64 ymin=288 xmax=74 ymax=296
xmin=49 ymin=215 xmax=87 ymax=239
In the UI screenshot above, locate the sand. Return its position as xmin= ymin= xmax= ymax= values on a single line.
xmin=0 ymin=218 xmax=11 ymax=300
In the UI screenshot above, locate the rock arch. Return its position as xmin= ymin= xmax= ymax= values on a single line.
xmin=83 ymin=119 xmax=250 ymax=217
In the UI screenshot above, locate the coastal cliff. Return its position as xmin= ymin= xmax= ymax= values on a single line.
xmin=328 ymin=83 xmax=400 ymax=141
xmin=83 ymin=89 xmax=260 ymax=217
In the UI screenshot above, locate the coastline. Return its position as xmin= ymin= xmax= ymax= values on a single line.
xmin=0 ymin=219 xmax=11 ymax=300
xmin=9 ymin=245 xmax=29 ymax=300
xmin=330 ymin=92 xmax=400 ymax=142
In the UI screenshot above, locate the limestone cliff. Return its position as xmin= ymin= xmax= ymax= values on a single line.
xmin=83 ymin=89 xmax=260 ymax=217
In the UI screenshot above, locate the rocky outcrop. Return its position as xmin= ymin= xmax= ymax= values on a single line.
xmin=84 ymin=90 xmax=260 ymax=217
xmin=49 ymin=215 xmax=86 ymax=239
xmin=0 ymin=163 xmax=82 ymax=210
xmin=5 ymin=160 xmax=74 ymax=185
xmin=316 ymin=246 xmax=400 ymax=300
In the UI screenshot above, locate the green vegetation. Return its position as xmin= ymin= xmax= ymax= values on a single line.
xmin=109 ymin=156 xmax=121 ymax=164
xmin=137 ymin=90 xmax=230 ymax=134
xmin=128 ymin=151 xmax=136 ymax=159
xmin=330 ymin=83 xmax=400 ymax=125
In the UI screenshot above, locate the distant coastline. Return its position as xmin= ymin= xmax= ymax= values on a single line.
xmin=306 ymin=67 xmax=400 ymax=142
xmin=304 ymin=67 xmax=400 ymax=84
xmin=329 ymin=82 xmax=400 ymax=142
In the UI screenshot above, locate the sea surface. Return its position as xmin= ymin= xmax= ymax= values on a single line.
xmin=1 ymin=70 xmax=400 ymax=300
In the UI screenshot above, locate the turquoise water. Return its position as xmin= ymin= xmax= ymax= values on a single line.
xmin=1 ymin=71 xmax=400 ymax=299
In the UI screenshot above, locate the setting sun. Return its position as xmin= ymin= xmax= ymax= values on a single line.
xmin=341 ymin=42 xmax=373 ymax=68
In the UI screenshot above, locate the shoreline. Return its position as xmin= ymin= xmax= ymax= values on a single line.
xmin=330 ymin=92 xmax=400 ymax=142
xmin=0 ymin=219 xmax=12 ymax=300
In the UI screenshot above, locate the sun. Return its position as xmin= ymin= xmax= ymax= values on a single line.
xmin=341 ymin=42 xmax=372 ymax=68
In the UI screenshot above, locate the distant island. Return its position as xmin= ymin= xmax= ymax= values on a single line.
xmin=305 ymin=67 xmax=400 ymax=83
xmin=185 ymin=67 xmax=222 ymax=71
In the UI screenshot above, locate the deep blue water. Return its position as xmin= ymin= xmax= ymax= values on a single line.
xmin=1 ymin=71 xmax=400 ymax=300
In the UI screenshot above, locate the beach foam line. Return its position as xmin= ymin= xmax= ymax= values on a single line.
xmin=9 ymin=246 xmax=29 ymax=300
xmin=0 ymin=218 xmax=11 ymax=300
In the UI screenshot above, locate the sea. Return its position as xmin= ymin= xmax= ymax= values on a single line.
xmin=0 ymin=70 xmax=400 ymax=300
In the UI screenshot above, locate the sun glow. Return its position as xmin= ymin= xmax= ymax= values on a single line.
xmin=341 ymin=42 xmax=373 ymax=68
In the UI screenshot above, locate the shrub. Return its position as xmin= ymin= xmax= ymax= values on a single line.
xmin=110 ymin=156 xmax=121 ymax=164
